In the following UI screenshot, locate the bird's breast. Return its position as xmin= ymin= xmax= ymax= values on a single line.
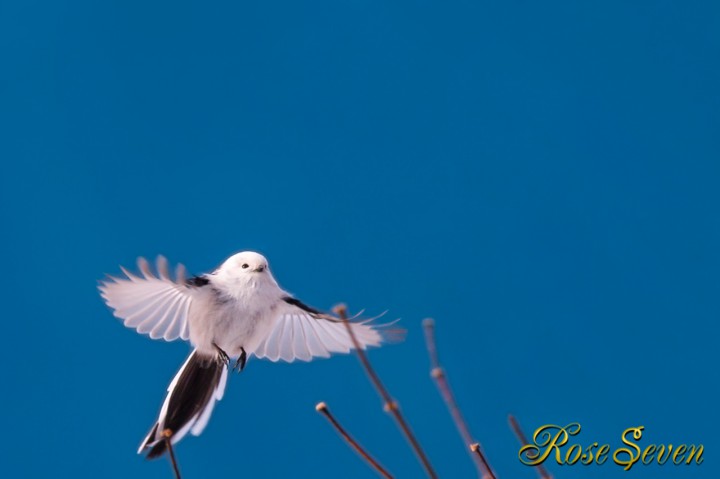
xmin=189 ymin=289 xmax=278 ymax=357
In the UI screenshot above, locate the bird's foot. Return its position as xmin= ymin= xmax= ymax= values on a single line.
xmin=233 ymin=348 xmax=247 ymax=373
xmin=213 ymin=343 xmax=230 ymax=366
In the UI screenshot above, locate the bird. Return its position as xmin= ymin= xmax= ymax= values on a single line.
xmin=99 ymin=251 xmax=391 ymax=459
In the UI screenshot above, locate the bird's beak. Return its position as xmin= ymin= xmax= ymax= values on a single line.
xmin=254 ymin=266 xmax=265 ymax=273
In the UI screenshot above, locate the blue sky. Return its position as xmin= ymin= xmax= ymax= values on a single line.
xmin=1 ymin=1 xmax=718 ymax=478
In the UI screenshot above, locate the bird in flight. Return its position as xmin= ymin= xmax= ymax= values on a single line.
xmin=99 ymin=251 xmax=389 ymax=458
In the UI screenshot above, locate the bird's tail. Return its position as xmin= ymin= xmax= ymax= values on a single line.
xmin=138 ymin=349 xmax=228 ymax=459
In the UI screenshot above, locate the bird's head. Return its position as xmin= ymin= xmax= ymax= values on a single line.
xmin=222 ymin=251 xmax=269 ymax=273
xmin=215 ymin=251 xmax=277 ymax=288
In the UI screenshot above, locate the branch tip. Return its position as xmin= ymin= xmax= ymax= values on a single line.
xmin=338 ymin=304 xmax=437 ymax=479
xmin=424 ymin=320 xmax=496 ymax=479
xmin=383 ymin=400 xmax=399 ymax=413
xmin=315 ymin=402 xmax=394 ymax=479
xmin=332 ymin=303 xmax=348 ymax=317
xmin=508 ymin=414 xmax=553 ymax=479
xmin=163 ymin=430 xmax=182 ymax=479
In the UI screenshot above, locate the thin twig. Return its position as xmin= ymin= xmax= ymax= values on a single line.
xmin=162 ymin=429 xmax=182 ymax=479
xmin=316 ymin=402 xmax=394 ymax=479
xmin=423 ymin=318 xmax=497 ymax=479
xmin=333 ymin=304 xmax=438 ymax=479
xmin=508 ymin=415 xmax=553 ymax=479
xmin=470 ymin=444 xmax=496 ymax=479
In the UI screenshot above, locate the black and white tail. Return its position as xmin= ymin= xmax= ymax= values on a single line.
xmin=138 ymin=349 xmax=228 ymax=459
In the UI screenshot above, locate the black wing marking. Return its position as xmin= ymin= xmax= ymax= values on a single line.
xmin=186 ymin=275 xmax=210 ymax=287
xmin=283 ymin=296 xmax=323 ymax=315
xmin=283 ymin=297 xmax=344 ymax=323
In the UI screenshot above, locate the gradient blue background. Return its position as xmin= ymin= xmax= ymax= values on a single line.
xmin=1 ymin=1 xmax=718 ymax=478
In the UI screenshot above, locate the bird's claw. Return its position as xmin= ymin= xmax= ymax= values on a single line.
xmin=233 ymin=348 xmax=247 ymax=373
xmin=213 ymin=343 xmax=230 ymax=366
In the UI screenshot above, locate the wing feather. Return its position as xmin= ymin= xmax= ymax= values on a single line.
xmin=291 ymin=315 xmax=312 ymax=362
xmin=149 ymin=291 xmax=187 ymax=339
xmin=100 ymin=256 xmax=194 ymax=342
xmin=261 ymin=317 xmax=284 ymax=361
xmin=251 ymin=301 xmax=386 ymax=362
xmin=306 ymin=317 xmax=348 ymax=353
xmin=279 ymin=315 xmax=296 ymax=362
xmin=302 ymin=318 xmax=331 ymax=358
xmin=136 ymin=293 xmax=180 ymax=334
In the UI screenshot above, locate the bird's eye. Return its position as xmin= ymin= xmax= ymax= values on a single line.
xmin=241 ymin=263 xmax=249 ymax=269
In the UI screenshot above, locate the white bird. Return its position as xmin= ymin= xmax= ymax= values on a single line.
xmin=99 ymin=251 xmax=390 ymax=458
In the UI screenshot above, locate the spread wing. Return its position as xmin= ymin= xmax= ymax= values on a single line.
xmin=99 ymin=256 xmax=194 ymax=342
xmin=251 ymin=298 xmax=385 ymax=362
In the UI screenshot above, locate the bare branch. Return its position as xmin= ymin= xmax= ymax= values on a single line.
xmin=315 ymin=402 xmax=394 ymax=479
xmin=423 ymin=318 xmax=497 ymax=479
xmin=470 ymin=444 xmax=496 ymax=479
xmin=162 ymin=429 xmax=182 ymax=479
xmin=333 ymin=304 xmax=438 ymax=479
xmin=508 ymin=415 xmax=553 ymax=479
